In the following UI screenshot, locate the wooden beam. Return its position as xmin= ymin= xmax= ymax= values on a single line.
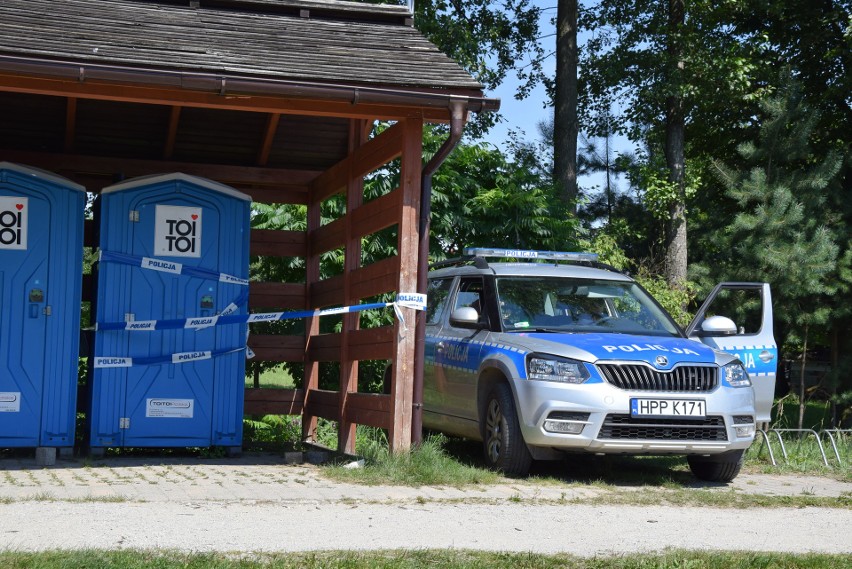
xmin=243 ymin=388 xmax=304 ymax=416
xmin=163 ymin=106 xmax=181 ymax=160
xmin=350 ymin=256 xmax=400 ymax=300
xmin=0 ymin=73 xmax=446 ymax=121
xmin=388 ymin=117 xmax=423 ymax=452
xmin=64 ymin=97 xmax=77 ymax=153
xmin=309 ymin=121 xmax=404 ymax=203
xmin=350 ymin=189 xmax=402 ymax=239
xmin=303 ymin=389 xmax=340 ymax=422
xmin=344 ymin=393 xmax=392 ymax=430
xmin=0 ymin=150 xmax=319 ymax=193
xmin=248 ymin=282 xmax=306 ymax=310
xmin=247 ymin=334 xmax=305 ymax=362
xmin=338 ymin=118 xmax=367 ymax=455
xmin=250 ymin=229 xmax=306 ymax=258
xmin=257 ymin=113 xmax=280 ymax=166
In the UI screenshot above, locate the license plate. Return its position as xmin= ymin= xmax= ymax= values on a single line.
xmin=630 ymin=398 xmax=706 ymax=418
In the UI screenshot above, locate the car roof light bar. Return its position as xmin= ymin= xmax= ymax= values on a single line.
xmin=464 ymin=248 xmax=599 ymax=263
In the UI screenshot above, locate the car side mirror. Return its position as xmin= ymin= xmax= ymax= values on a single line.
xmin=699 ymin=315 xmax=738 ymax=337
xmin=449 ymin=306 xmax=481 ymax=329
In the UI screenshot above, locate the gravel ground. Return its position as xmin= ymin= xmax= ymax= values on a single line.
xmin=1 ymin=452 xmax=850 ymax=556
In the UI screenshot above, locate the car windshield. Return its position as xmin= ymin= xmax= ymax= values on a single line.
xmin=495 ymin=277 xmax=681 ymax=336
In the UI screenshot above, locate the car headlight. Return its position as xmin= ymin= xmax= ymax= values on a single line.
xmin=723 ymin=362 xmax=751 ymax=387
xmin=528 ymin=355 xmax=590 ymax=384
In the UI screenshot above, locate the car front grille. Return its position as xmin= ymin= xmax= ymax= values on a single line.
xmin=597 ymin=363 xmax=718 ymax=392
xmin=598 ymin=414 xmax=728 ymax=441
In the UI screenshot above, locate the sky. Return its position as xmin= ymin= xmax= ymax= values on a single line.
xmin=472 ymin=2 xmax=633 ymax=200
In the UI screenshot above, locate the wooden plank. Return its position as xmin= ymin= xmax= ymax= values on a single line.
xmin=0 ymin=150 xmax=320 ymax=189
xmin=250 ymin=229 xmax=306 ymax=257
xmin=64 ymin=97 xmax=76 ymax=152
xmin=0 ymin=73 xmax=445 ymax=122
xmin=351 ymin=256 xmax=400 ymax=300
xmin=388 ymin=117 xmax=422 ymax=452
xmin=310 ymin=274 xmax=344 ymax=308
xmin=247 ymin=334 xmax=305 ymax=362
xmin=338 ymin=118 xmax=366 ymax=454
xmin=309 ymin=217 xmax=345 ymax=257
xmin=344 ymin=393 xmax=392 ymax=430
xmin=256 ymin=112 xmax=280 ymax=166
xmin=243 ymin=387 xmax=304 ymax=416
xmin=349 ymin=326 xmax=394 ymax=361
xmin=350 ymin=189 xmax=401 ymax=239
xmin=307 ymin=332 xmax=342 ymax=362
xmin=248 ymin=282 xmax=306 ymax=310
xmin=303 ymin=388 xmax=340 ymax=421
xmin=309 ymin=121 xmax=405 ymax=203
xmin=164 ymin=105 xmax=181 ymax=159
xmin=300 ymin=327 xmax=393 ymax=362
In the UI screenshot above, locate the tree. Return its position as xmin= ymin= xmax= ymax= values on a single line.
xmin=411 ymin=1 xmax=546 ymax=136
xmin=553 ymin=0 xmax=580 ymax=207
xmin=580 ymin=1 xmax=765 ymax=287
xmin=705 ymin=81 xmax=843 ymax=429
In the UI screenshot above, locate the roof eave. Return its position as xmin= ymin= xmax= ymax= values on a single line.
xmin=0 ymin=54 xmax=500 ymax=116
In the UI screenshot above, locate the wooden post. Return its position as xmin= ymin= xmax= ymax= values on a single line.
xmin=388 ymin=117 xmax=422 ymax=452
xmin=303 ymin=182 xmax=322 ymax=443
xmin=338 ymin=118 xmax=368 ymax=454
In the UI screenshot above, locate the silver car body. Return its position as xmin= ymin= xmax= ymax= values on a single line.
xmin=423 ymin=255 xmax=777 ymax=460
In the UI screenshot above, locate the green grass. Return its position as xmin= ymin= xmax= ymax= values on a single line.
xmin=245 ymin=365 xmax=295 ymax=389
xmin=0 ymin=550 xmax=849 ymax=569
xmin=325 ymin=432 xmax=501 ymax=487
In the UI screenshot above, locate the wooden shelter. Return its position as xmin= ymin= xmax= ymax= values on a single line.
xmin=0 ymin=0 xmax=497 ymax=453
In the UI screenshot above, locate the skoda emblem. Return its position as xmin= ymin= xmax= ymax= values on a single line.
xmin=655 ymin=355 xmax=669 ymax=368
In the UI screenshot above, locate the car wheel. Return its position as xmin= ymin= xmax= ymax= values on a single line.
xmin=687 ymin=449 xmax=745 ymax=482
xmin=482 ymin=383 xmax=532 ymax=477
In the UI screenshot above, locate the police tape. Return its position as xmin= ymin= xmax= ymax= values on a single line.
xmin=94 ymin=293 xmax=427 ymax=332
xmin=92 ymin=293 xmax=427 ymax=367
xmin=98 ymin=250 xmax=249 ymax=286
xmin=93 ymin=347 xmax=246 ymax=369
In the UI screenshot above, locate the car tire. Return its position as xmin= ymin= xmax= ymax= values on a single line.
xmin=687 ymin=449 xmax=745 ymax=482
xmin=482 ymin=383 xmax=532 ymax=477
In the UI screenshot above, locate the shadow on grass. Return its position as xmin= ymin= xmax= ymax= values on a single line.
xmin=438 ymin=435 xmax=706 ymax=488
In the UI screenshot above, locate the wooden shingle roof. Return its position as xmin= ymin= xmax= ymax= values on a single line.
xmin=0 ymin=0 xmax=484 ymax=92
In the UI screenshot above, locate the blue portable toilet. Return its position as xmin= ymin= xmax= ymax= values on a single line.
xmin=0 ymin=162 xmax=86 ymax=462
xmin=89 ymin=173 xmax=251 ymax=454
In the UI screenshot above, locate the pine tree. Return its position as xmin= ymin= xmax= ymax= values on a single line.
xmin=710 ymin=79 xmax=843 ymax=429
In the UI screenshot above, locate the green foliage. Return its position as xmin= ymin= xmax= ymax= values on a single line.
xmin=633 ymin=269 xmax=696 ymax=328
xmin=429 ymin=129 xmax=581 ymax=259
xmin=413 ymin=1 xmax=546 ymax=135
xmin=702 ymin=80 xmax=843 ymax=333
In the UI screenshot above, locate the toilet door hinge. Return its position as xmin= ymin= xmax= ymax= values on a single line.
xmin=42 ymin=306 xmax=52 ymax=316
xmin=119 ymin=418 xmax=130 ymax=429
xmin=129 ymin=210 xmax=140 ymax=222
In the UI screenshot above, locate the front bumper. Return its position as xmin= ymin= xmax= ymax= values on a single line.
xmin=512 ymin=377 xmax=756 ymax=455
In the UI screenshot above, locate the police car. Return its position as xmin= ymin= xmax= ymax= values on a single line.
xmin=423 ymin=248 xmax=777 ymax=481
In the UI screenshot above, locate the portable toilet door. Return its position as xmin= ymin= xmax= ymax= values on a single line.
xmin=89 ymin=173 xmax=250 ymax=455
xmin=0 ymin=162 xmax=86 ymax=464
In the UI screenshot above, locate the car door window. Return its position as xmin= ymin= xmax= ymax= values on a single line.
xmin=452 ymin=277 xmax=487 ymax=326
xmin=426 ymin=278 xmax=454 ymax=326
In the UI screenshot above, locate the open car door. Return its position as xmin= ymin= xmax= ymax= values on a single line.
xmin=686 ymin=283 xmax=777 ymax=429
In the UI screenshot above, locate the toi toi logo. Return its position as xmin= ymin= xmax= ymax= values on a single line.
xmin=0 ymin=197 xmax=27 ymax=250
xmin=155 ymin=205 xmax=202 ymax=258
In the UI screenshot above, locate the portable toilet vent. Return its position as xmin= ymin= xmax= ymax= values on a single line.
xmin=0 ymin=162 xmax=85 ymax=463
xmin=89 ymin=173 xmax=251 ymax=455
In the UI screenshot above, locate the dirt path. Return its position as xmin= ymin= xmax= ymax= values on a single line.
xmin=1 ymin=453 xmax=850 ymax=555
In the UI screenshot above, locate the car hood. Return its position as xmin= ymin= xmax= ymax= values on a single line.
xmin=505 ymin=332 xmax=723 ymax=368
